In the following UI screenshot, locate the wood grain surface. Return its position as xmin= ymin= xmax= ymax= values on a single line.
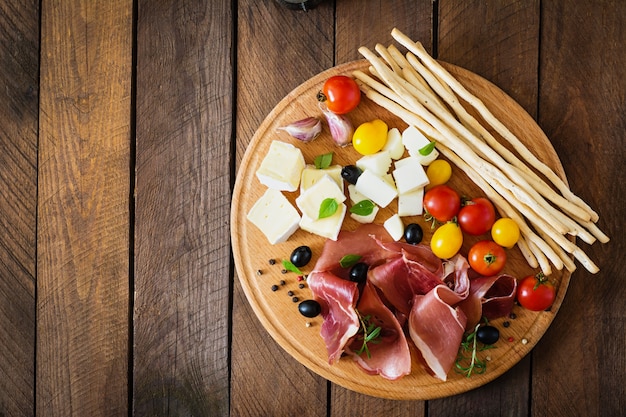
xmin=0 ymin=0 xmax=623 ymax=416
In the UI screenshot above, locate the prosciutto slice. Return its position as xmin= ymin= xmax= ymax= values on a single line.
xmin=307 ymin=270 xmax=360 ymax=364
xmin=369 ymin=250 xmax=443 ymax=315
xmin=408 ymin=286 xmax=467 ymax=381
xmin=308 ymin=224 xmax=519 ymax=381
xmin=345 ymin=282 xmax=411 ymax=380
xmin=459 ymin=274 xmax=517 ymax=328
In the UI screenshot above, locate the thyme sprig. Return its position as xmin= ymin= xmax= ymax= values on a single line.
xmin=355 ymin=310 xmax=383 ymax=359
xmin=455 ymin=323 xmax=496 ymax=377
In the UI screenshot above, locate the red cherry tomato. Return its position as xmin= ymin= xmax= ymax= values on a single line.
xmin=517 ymin=273 xmax=556 ymax=311
xmin=458 ymin=197 xmax=496 ymax=235
xmin=318 ymin=75 xmax=361 ymax=114
xmin=423 ymin=185 xmax=461 ymax=223
xmin=468 ymin=240 xmax=507 ymax=276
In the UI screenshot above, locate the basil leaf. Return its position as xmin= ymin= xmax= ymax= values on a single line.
xmin=314 ymin=152 xmax=333 ymax=169
xmin=281 ymin=259 xmax=303 ymax=275
xmin=318 ymin=198 xmax=338 ymax=219
xmin=339 ymin=254 xmax=362 ymax=268
xmin=349 ymin=199 xmax=375 ymax=216
xmin=419 ymin=141 xmax=436 ymax=156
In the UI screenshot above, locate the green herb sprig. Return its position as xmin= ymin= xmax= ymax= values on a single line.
xmin=281 ymin=259 xmax=303 ymax=275
xmin=454 ymin=323 xmax=496 ymax=377
xmin=355 ymin=310 xmax=383 ymax=359
xmin=339 ymin=254 xmax=362 ymax=268
xmin=314 ymin=152 xmax=333 ymax=169
xmin=318 ymin=198 xmax=338 ymax=219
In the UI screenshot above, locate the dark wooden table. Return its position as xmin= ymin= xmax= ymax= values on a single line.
xmin=1 ymin=0 xmax=624 ymax=416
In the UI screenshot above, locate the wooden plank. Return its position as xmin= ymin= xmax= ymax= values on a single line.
xmin=0 ymin=1 xmax=39 ymax=415
xmin=37 ymin=1 xmax=132 ymax=415
xmin=329 ymin=0 xmax=432 ymax=414
xmin=133 ymin=0 xmax=233 ymax=415
xmin=429 ymin=1 xmax=539 ymax=415
xmin=231 ymin=1 xmax=334 ymax=416
xmin=533 ymin=0 xmax=626 ymax=415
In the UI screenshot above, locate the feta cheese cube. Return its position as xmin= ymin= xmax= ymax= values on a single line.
xmin=300 ymin=164 xmax=343 ymax=193
xmin=299 ymin=203 xmax=347 ymax=240
xmin=247 ymin=188 xmax=301 ymax=244
xmin=382 ymin=127 xmax=405 ymax=159
xmin=356 ymin=151 xmax=392 ymax=176
xmin=384 ymin=214 xmax=405 ymax=241
xmin=354 ymin=170 xmax=398 ymax=208
xmin=393 ymin=156 xmax=430 ymax=194
xmin=402 ymin=125 xmax=439 ymax=165
xmin=295 ymin=174 xmax=346 ymax=220
xmin=398 ymin=188 xmax=424 ymax=217
xmin=255 ymin=140 xmax=306 ymax=191
xmin=348 ymin=184 xmax=368 ymax=204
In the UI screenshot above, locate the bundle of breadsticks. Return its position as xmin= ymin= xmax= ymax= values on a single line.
xmin=354 ymin=28 xmax=609 ymax=276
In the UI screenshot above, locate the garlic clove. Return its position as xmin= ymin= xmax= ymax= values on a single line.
xmin=277 ymin=117 xmax=322 ymax=142
xmin=321 ymin=106 xmax=354 ymax=147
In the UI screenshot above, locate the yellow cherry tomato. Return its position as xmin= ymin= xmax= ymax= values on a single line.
xmin=352 ymin=119 xmax=388 ymax=155
xmin=426 ymin=159 xmax=452 ymax=188
xmin=491 ymin=217 xmax=520 ymax=248
xmin=430 ymin=222 xmax=463 ymax=259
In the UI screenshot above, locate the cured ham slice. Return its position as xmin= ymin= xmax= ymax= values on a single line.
xmin=308 ymin=224 xmax=518 ymax=381
xmin=307 ymin=270 xmax=360 ymax=364
xmin=345 ymin=282 xmax=411 ymax=380
xmin=408 ymin=286 xmax=467 ymax=381
xmin=312 ymin=224 xmax=393 ymax=277
xmin=459 ymin=274 xmax=517 ymax=328
xmin=369 ymin=250 xmax=443 ymax=315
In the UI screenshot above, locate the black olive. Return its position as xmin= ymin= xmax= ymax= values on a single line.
xmin=476 ymin=325 xmax=500 ymax=345
xmin=404 ymin=223 xmax=424 ymax=244
xmin=348 ymin=262 xmax=369 ymax=283
xmin=298 ymin=299 xmax=321 ymax=318
xmin=290 ymin=245 xmax=312 ymax=268
xmin=341 ymin=165 xmax=362 ymax=185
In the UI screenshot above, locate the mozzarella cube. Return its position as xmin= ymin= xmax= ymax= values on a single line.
xmin=398 ymin=188 xmax=424 ymax=217
xmin=348 ymin=184 xmax=368 ymax=204
xmin=356 ymin=151 xmax=392 ymax=176
xmin=256 ymin=140 xmax=306 ymax=191
xmin=382 ymin=127 xmax=405 ymax=159
xmin=354 ymin=170 xmax=398 ymax=208
xmin=247 ymin=188 xmax=301 ymax=244
xmin=299 ymin=203 xmax=347 ymax=240
xmin=393 ymin=156 xmax=430 ymax=194
xmin=384 ymin=214 xmax=405 ymax=241
xmin=402 ymin=125 xmax=439 ymax=165
xmin=350 ymin=203 xmax=379 ymax=224
xmin=295 ymin=174 xmax=346 ymax=220
xmin=300 ymin=164 xmax=343 ymax=193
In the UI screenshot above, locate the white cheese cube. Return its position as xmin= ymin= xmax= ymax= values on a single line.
xmin=382 ymin=127 xmax=405 ymax=159
xmin=350 ymin=204 xmax=379 ymax=224
xmin=354 ymin=170 xmax=398 ymax=208
xmin=356 ymin=151 xmax=392 ymax=177
xmin=256 ymin=140 xmax=306 ymax=191
xmin=382 ymin=173 xmax=396 ymax=188
xmin=299 ymin=203 xmax=347 ymax=241
xmin=247 ymin=188 xmax=301 ymax=244
xmin=384 ymin=214 xmax=405 ymax=241
xmin=295 ymin=174 xmax=346 ymax=220
xmin=398 ymin=188 xmax=424 ymax=217
xmin=348 ymin=184 xmax=368 ymax=204
xmin=393 ymin=157 xmax=430 ymax=194
xmin=300 ymin=164 xmax=343 ymax=193
xmin=402 ymin=125 xmax=439 ymax=165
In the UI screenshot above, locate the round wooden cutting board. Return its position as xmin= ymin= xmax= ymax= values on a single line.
xmin=231 ymin=60 xmax=572 ymax=400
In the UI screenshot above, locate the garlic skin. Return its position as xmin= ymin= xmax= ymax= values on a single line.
xmin=277 ymin=117 xmax=322 ymax=142
xmin=321 ymin=106 xmax=354 ymax=147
